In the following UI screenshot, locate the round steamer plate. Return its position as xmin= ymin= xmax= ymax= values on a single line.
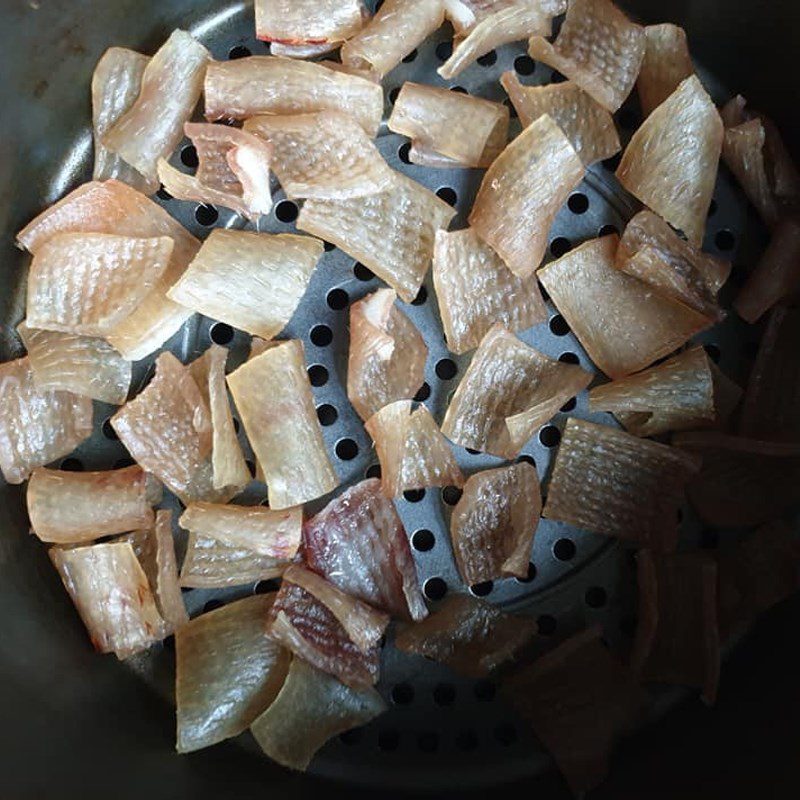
xmin=3 ymin=0 xmax=776 ymax=793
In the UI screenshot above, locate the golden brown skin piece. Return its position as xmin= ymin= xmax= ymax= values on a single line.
xmin=637 ymin=24 xmax=694 ymax=117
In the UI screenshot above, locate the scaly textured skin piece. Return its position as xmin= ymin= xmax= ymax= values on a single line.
xmin=18 ymin=322 xmax=130 ymax=405
xmin=469 ymin=114 xmax=585 ymax=278
xmin=50 ymin=542 xmax=167 ymax=659
xmin=442 ymin=326 xmax=591 ymax=458
xmin=244 ymin=111 xmax=393 ymax=200
xmin=366 ymin=401 xmax=463 ymax=496
xmin=256 ymin=0 xmax=367 ymax=44
xmin=500 ymin=73 xmax=620 ymax=165
xmin=175 ymin=594 xmax=289 ymax=753
xmin=433 ymin=228 xmax=547 ymax=354
xmin=451 ymin=462 xmax=541 ymax=584
xmin=543 ymin=418 xmax=701 ymax=551
xmin=26 ymin=233 xmax=173 ymax=337
xmin=637 ymin=24 xmax=694 ymax=117
xmin=302 ymin=478 xmax=428 ymax=621
xmin=298 ymin=171 xmax=455 ymax=302
xmin=388 ymin=81 xmax=509 ymax=167
xmin=0 ymin=357 xmax=93 ymax=484
xmin=102 ymin=30 xmax=210 ymax=182
xmin=395 ymin=594 xmax=536 ymax=677
xmin=226 ymin=340 xmax=339 ymax=510
xmin=347 ymin=288 xmax=427 ymax=421
xmin=204 ymin=57 xmax=383 ymax=137
xmin=617 ymin=75 xmax=723 ymax=246
xmin=169 ymin=230 xmax=323 ymax=340
xmin=27 ymin=465 xmax=160 ymax=544
xmin=250 ymin=658 xmax=386 ymax=772
xmin=538 ymin=236 xmax=711 ymax=379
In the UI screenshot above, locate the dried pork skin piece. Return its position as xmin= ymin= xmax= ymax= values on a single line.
xmin=255 ymin=0 xmax=367 ymax=45
xmin=270 ymin=41 xmax=340 ymax=59
xmin=250 ymin=658 xmax=386 ymax=772
xmin=341 ymin=0 xmax=445 ymax=78
xmin=734 ymin=217 xmax=800 ymax=323
xmin=179 ymin=502 xmax=301 ymax=560
xmin=450 ymin=462 xmax=541 ymax=584
xmin=632 ymin=551 xmax=720 ymax=705
xmin=537 ymin=236 xmax=711 ymax=379
xmin=469 ymin=114 xmax=585 ymax=278
xmin=637 ymin=24 xmax=694 ymax=117
xmin=442 ymin=325 xmax=591 ymax=458
xmin=298 ymin=171 xmax=455 ymax=302
xmin=18 ymin=322 xmax=131 ymax=406
xmin=50 ymin=542 xmax=167 ymax=659
xmin=102 ymin=30 xmax=210 ymax=183
xmin=28 ymin=465 xmax=161 ymax=544
xmin=543 ymin=418 xmax=701 ymax=551
xmin=347 ymin=288 xmax=427 ymax=421
xmin=111 ymin=352 xmax=213 ymax=503
xmin=243 ymin=111 xmax=393 ymax=200
xmin=17 ymin=180 xmax=200 ymax=362
xmin=267 ymin=580 xmax=381 ymax=688
xmin=616 ymin=75 xmax=723 ymax=246
xmin=528 ymin=0 xmax=645 ymax=113
xmin=175 ymin=594 xmax=290 ymax=753
xmin=0 ymin=357 xmax=93 ymax=485
xmin=739 ymin=307 xmax=800 ymax=443
xmin=226 ymin=340 xmax=339 ymax=510
xmin=500 ymin=73 xmax=620 ymax=165
xmin=395 ymin=594 xmax=536 ymax=676
xmin=91 ymin=47 xmax=155 ymax=193
xmin=169 ymin=230 xmax=323 ymax=340
xmin=204 ymin=57 xmax=383 ymax=137
xmin=443 ymin=0 xmax=568 ymax=36
xmin=26 ymin=233 xmax=173 ymax=337
xmin=365 ymin=401 xmax=463 ymax=496
xmin=388 ymin=82 xmax=509 ymax=168
xmin=302 ymin=478 xmax=427 ymax=621
xmin=501 ymin=626 xmax=646 ymax=795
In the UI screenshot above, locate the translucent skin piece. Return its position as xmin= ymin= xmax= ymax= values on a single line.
xmin=169 ymin=230 xmax=323 ymax=340
xmin=632 ymin=551 xmax=720 ymax=705
xmin=365 ymin=401 xmax=464 ymax=496
xmin=298 ymin=171 xmax=455 ymax=302
xmin=250 ymin=658 xmax=386 ymax=772
xmin=500 ymin=73 xmax=620 ymax=165
xmin=0 ymin=357 xmax=93 ymax=485
xmin=302 ymin=478 xmax=428 ymax=621
xmin=469 ymin=114 xmax=585 ymax=278
xmin=637 ymin=24 xmax=694 ymax=117
xmin=17 ymin=180 xmax=200 ymax=362
xmin=450 ymin=462 xmax=541 ymax=584
xmin=267 ymin=580 xmax=381 ymax=688
xmin=388 ymin=82 xmax=509 ymax=168
xmin=91 ymin=47 xmax=154 ymax=193
xmin=179 ymin=502 xmax=301 ymax=560
xmin=26 ymin=233 xmax=173 ymax=337
xmin=50 ymin=542 xmax=167 ymax=659
xmin=226 ymin=340 xmax=339 ymax=510
xmin=543 ymin=418 xmax=701 ymax=551
xmin=442 ymin=326 xmax=591 ymax=458
xmin=501 ymin=626 xmax=646 ymax=795
xmin=443 ymin=0 xmax=567 ymax=37
xmin=528 ymin=0 xmax=645 ymax=113
xmin=244 ymin=111 xmax=393 ymax=200
xmin=395 ymin=594 xmax=536 ymax=677
xmin=102 ymin=30 xmax=210 ymax=182
xmin=270 ymin=41 xmax=340 ymax=58
xmin=617 ymin=76 xmax=723 ymax=246
xmin=538 ymin=236 xmax=711 ymax=379
xmin=28 ymin=465 xmax=160 ymax=544
xmin=204 ymin=57 xmax=383 ymax=137
xmin=255 ymin=0 xmax=367 ymax=44
xmin=111 ymin=352 xmax=213 ymax=503
xmin=341 ymin=0 xmax=445 ymax=78
xmin=18 ymin=322 xmax=130 ymax=405
xmin=347 ymin=288 xmax=427 ymax=421
xmin=175 ymin=594 xmax=290 ymax=753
